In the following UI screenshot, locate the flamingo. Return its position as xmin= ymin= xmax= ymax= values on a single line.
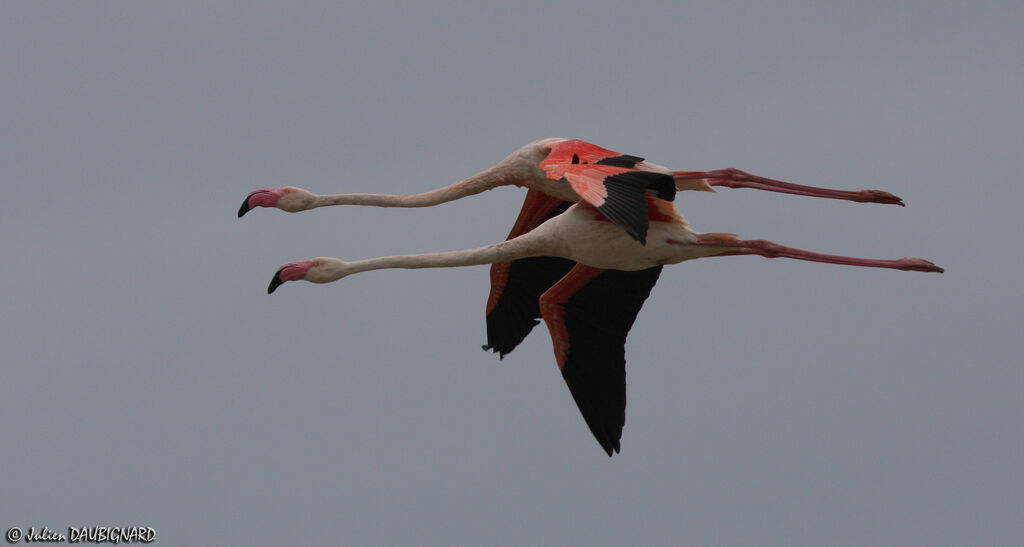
xmin=265 ymin=188 xmax=942 ymax=456
xmin=238 ymin=138 xmax=905 ymax=244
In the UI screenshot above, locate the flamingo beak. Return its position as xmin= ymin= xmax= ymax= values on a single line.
xmin=268 ymin=268 xmax=286 ymax=294
xmin=237 ymin=195 xmax=254 ymax=217
xmin=267 ymin=260 xmax=316 ymax=294
xmin=238 ymin=189 xmax=282 ymax=218
xmin=238 ymin=190 xmax=270 ymax=218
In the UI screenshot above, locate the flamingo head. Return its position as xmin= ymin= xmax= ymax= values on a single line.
xmin=238 ymin=187 xmax=317 ymax=217
xmin=268 ymin=258 xmax=347 ymax=294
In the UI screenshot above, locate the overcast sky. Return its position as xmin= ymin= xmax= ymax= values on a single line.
xmin=2 ymin=2 xmax=1022 ymax=545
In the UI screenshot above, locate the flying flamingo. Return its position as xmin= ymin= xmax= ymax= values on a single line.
xmin=238 ymin=138 xmax=905 ymax=243
xmin=265 ymin=188 xmax=942 ymax=456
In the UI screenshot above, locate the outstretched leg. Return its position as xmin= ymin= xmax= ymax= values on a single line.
xmin=673 ymin=168 xmax=905 ymax=206
xmin=678 ymin=235 xmax=943 ymax=273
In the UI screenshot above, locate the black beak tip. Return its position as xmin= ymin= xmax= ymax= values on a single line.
xmin=238 ymin=198 xmax=252 ymax=218
xmin=268 ymin=270 xmax=285 ymax=294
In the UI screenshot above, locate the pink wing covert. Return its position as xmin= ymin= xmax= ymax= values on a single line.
xmin=541 ymin=139 xmax=626 ymax=167
xmin=546 ymin=164 xmax=640 ymax=208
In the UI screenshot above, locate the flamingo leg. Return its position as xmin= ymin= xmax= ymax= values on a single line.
xmin=683 ymin=236 xmax=944 ymax=273
xmin=673 ymin=168 xmax=905 ymax=206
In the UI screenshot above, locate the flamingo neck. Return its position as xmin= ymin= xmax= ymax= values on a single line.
xmin=333 ymin=238 xmax=547 ymax=280
xmin=314 ymin=164 xmax=517 ymax=208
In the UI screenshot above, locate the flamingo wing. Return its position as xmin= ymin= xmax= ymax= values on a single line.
xmin=484 ymin=190 xmax=575 ymax=357
xmin=540 ymin=264 xmax=664 ymax=456
xmin=484 ymin=256 xmax=575 ymax=357
xmin=546 ymin=165 xmax=675 ymax=244
xmin=542 ymin=138 xmax=644 ymax=168
xmin=540 ymin=140 xmax=675 ymax=243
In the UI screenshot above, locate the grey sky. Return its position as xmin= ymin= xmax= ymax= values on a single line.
xmin=2 ymin=2 xmax=1021 ymax=545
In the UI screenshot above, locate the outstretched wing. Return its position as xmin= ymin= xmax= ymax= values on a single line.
xmin=540 ymin=140 xmax=675 ymax=244
xmin=483 ymin=190 xmax=575 ymax=358
xmin=559 ymin=167 xmax=676 ymax=243
xmin=540 ymin=264 xmax=664 ymax=456
xmin=484 ymin=256 xmax=576 ymax=358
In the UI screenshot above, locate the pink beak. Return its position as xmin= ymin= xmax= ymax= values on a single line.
xmin=238 ymin=188 xmax=285 ymax=218
xmin=268 ymin=260 xmax=315 ymax=294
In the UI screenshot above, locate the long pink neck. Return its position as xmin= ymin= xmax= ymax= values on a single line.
xmin=315 ymin=165 xmax=514 ymax=208
xmin=336 ymin=238 xmax=549 ymax=280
